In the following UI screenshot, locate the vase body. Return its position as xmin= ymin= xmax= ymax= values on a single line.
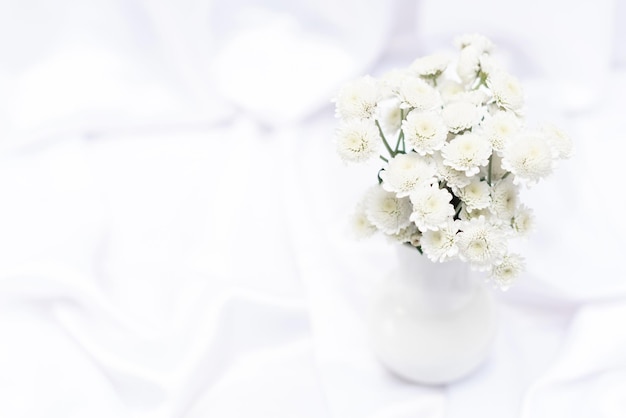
xmin=367 ymin=244 xmax=497 ymax=385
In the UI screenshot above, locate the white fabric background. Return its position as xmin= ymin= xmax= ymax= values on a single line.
xmin=0 ymin=1 xmax=625 ymax=417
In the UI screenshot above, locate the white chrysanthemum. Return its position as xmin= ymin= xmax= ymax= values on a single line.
xmin=458 ymin=179 xmax=491 ymax=212
xmin=379 ymin=68 xmax=409 ymax=98
xmin=437 ymin=79 xmax=465 ymax=103
xmin=449 ymin=90 xmax=490 ymax=107
xmin=457 ymin=217 xmax=507 ymax=270
xmin=477 ymin=54 xmax=501 ymax=78
xmin=335 ymin=119 xmax=380 ymax=163
xmin=365 ymin=185 xmax=412 ymax=234
xmin=502 ymin=133 xmax=554 ymax=185
xmin=490 ymin=178 xmax=518 ymax=220
xmin=455 ymin=34 xmax=494 ymax=84
xmin=409 ymin=185 xmax=455 ymax=232
xmin=391 ymin=223 xmax=421 ymax=247
xmin=402 ymin=111 xmax=448 ymax=155
xmin=456 ymin=45 xmax=484 ymax=85
xmin=542 ymin=124 xmax=573 ymax=159
xmin=377 ymin=98 xmax=403 ymax=135
xmin=482 ymin=111 xmax=522 ymax=152
xmin=410 ymin=53 xmax=450 ymax=78
xmin=350 ymin=197 xmax=378 ymax=239
xmin=489 ymin=71 xmax=524 ymax=112
xmin=380 ymin=153 xmax=437 ymax=197
xmin=421 ymin=220 xmax=460 ymax=262
xmin=490 ymin=253 xmax=525 ymax=290
xmin=442 ymin=101 xmax=484 ymax=133
xmin=455 ymin=34 xmax=495 ymax=53
xmin=334 ymin=76 xmax=380 ymax=120
xmin=398 ymin=78 xmax=442 ymax=110
xmin=459 ymin=206 xmax=491 ymax=221
xmin=441 ymin=133 xmax=492 ymax=176
xmin=433 ymin=154 xmax=472 ymax=190
xmin=512 ymin=205 xmax=534 ymax=236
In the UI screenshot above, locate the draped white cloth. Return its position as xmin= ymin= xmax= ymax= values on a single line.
xmin=1 ymin=1 xmax=625 ymax=417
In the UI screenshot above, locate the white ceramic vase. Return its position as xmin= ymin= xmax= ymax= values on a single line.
xmin=367 ymin=244 xmax=497 ymax=385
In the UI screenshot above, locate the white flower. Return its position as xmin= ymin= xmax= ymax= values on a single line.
xmin=459 ymin=206 xmax=491 ymax=221
xmin=379 ymin=68 xmax=409 ymax=98
xmin=457 ymin=217 xmax=507 ymax=270
xmin=391 ymin=223 xmax=422 ymax=246
xmin=438 ymin=81 xmax=488 ymax=106
xmin=380 ymin=153 xmax=437 ymax=197
xmin=334 ymin=76 xmax=381 ymax=120
xmin=455 ymin=34 xmax=494 ymax=85
xmin=335 ymin=119 xmax=380 ymax=163
xmin=350 ymin=197 xmax=378 ymax=239
xmin=490 ymin=178 xmax=518 ymax=220
xmin=502 ymin=133 xmax=554 ymax=185
xmin=409 ymin=185 xmax=455 ymax=232
xmin=449 ymin=89 xmax=490 ymax=106
xmin=490 ymin=253 xmax=525 ymax=290
xmin=481 ymin=111 xmax=522 ymax=152
xmin=442 ymin=101 xmax=484 ymax=133
xmin=402 ymin=111 xmax=448 ymax=155
xmin=333 ymin=34 xmax=571 ymax=291
xmin=477 ymin=54 xmax=504 ymax=80
xmin=433 ymin=154 xmax=472 ymax=189
xmin=456 ymin=45 xmax=484 ymax=85
xmin=512 ymin=205 xmax=534 ymax=236
xmin=437 ymin=79 xmax=465 ymax=103
xmin=410 ymin=53 xmax=450 ymax=78
xmin=365 ymin=185 xmax=413 ymax=234
xmin=455 ymin=34 xmax=494 ymax=53
xmin=542 ymin=124 xmax=573 ymax=159
xmin=489 ymin=71 xmax=524 ymax=112
xmin=441 ymin=133 xmax=492 ymax=176
xmin=458 ymin=179 xmax=491 ymax=211
xmin=421 ymin=220 xmax=460 ymax=262
xmin=398 ymin=78 xmax=442 ymax=110
xmin=377 ymin=98 xmax=403 ymax=135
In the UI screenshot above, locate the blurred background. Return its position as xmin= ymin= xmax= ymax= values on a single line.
xmin=1 ymin=1 xmax=625 ymax=417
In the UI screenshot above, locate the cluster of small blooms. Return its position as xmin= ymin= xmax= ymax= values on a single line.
xmin=334 ymin=34 xmax=572 ymax=290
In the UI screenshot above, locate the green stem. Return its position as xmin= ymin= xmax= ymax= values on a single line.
xmin=395 ymin=133 xmax=405 ymax=155
xmin=393 ymin=109 xmax=404 ymax=153
xmin=400 ymin=109 xmax=408 ymax=153
xmin=375 ymin=120 xmax=395 ymax=158
xmin=454 ymin=202 xmax=463 ymax=218
xmin=487 ymin=155 xmax=493 ymax=186
xmin=379 ymin=155 xmax=388 ymax=163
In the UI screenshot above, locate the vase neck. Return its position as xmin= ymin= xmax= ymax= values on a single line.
xmin=394 ymin=244 xmax=479 ymax=314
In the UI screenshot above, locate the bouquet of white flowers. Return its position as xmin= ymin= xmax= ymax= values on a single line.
xmin=334 ymin=34 xmax=572 ymax=290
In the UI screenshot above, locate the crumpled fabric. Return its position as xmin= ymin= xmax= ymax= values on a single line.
xmin=0 ymin=1 xmax=625 ymax=417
